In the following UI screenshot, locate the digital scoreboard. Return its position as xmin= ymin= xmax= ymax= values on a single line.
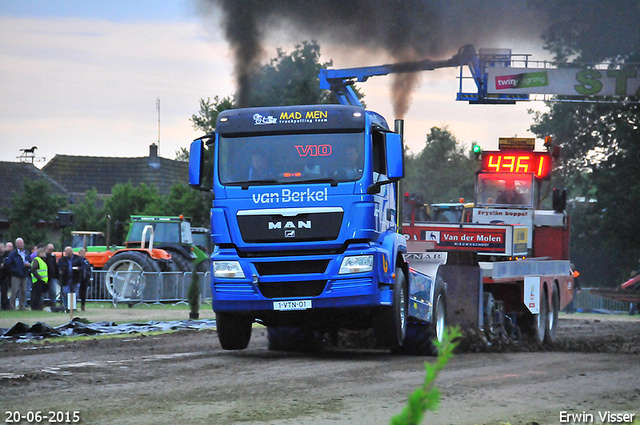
xmin=481 ymin=151 xmax=551 ymax=179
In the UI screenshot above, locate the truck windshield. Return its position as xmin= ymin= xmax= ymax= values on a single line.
xmin=475 ymin=173 xmax=534 ymax=208
xmin=433 ymin=208 xmax=463 ymax=223
xmin=128 ymin=222 xmax=180 ymax=243
xmin=218 ymin=132 xmax=364 ymax=186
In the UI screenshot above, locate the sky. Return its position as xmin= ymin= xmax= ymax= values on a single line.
xmin=0 ymin=0 xmax=552 ymax=168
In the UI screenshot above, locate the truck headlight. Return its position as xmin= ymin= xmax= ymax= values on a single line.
xmin=339 ymin=255 xmax=374 ymax=274
xmin=213 ymin=261 xmax=245 ymax=278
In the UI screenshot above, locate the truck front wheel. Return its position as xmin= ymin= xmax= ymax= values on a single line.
xmin=374 ymin=267 xmax=408 ymax=351
xmin=216 ymin=312 xmax=252 ymax=350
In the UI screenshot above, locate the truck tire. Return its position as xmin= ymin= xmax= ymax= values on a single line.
xmin=525 ymin=288 xmax=548 ymax=345
xmin=397 ymin=277 xmax=446 ymax=356
xmin=483 ymin=292 xmax=496 ymax=339
xmin=216 ymin=312 xmax=252 ymax=350
xmin=545 ymin=285 xmax=559 ymax=344
xmin=266 ymin=326 xmax=323 ymax=352
xmin=374 ymin=267 xmax=408 ymax=351
xmin=104 ymin=251 xmax=161 ymax=301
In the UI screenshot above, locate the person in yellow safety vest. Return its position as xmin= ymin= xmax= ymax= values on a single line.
xmin=30 ymin=246 xmax=48 ymax=311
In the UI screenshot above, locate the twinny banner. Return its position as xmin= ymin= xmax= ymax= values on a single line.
xmin=487 ymin=67 xmax=640 ymax=97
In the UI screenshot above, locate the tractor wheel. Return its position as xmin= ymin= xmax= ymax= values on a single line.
xmin=374 ymin=267 xmax=408 ymax=352
xmin=168 ymin=251 xmax=193 ymax=272
xmin=397 ymin=277 xmax=446 ymax=356
xmin=104 ymin=251 xmax=160 ymax=301
xmin=195 ymin=258 xmax=210 ymax=272
xmin=266 ymin=326 xmax=323 ymax=352
xmin=216 ymin=312 xmax=252 ymax=350
xmin=525 ymin=288 xmax=548 ymax=345
xmin=545 ymin=285 xmax=559 ymax=344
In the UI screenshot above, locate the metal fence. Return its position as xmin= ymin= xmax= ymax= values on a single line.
xmin=87 ymin=270 xmax=212 ymax=305
xmin=572 ymin=288 xmax=632 ymax=313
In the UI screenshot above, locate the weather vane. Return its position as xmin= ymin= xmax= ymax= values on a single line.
xmin=18 ymin=146 xmax=45 ymax=164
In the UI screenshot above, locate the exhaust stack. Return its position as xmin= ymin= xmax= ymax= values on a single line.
xmin=394 ymin=119 xmax=404 ymax=233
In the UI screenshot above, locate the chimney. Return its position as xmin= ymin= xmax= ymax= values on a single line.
xmin=149 ymin=143 xmax=160 ymax=169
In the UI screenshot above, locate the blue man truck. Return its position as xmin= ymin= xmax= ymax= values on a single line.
xmin=189 ymin=104 xmax=448 ymax=354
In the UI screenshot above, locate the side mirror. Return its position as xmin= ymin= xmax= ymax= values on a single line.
xmin=188 ymin=139 xmax=212 ymax=191
xmin=188 ymin=139 xmax=204 ymax=188
xmin=385 ymin=132 xmax=404 ymax=180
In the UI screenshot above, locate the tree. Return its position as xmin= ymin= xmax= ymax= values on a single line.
xmin=8 ymin=180 xmax=67 ymax=246
xmin=191 ymin=95 xmax=234 ymax=134
xmin=101 ymin=183 xmax=163 ymax=243
xmin=529 ymin=2 xmax=640 ymax=285
xmin=160 ymin=184 xmax=211 ymax=227
xmin=248 ymin=40 xmax=335 ymax=107
xmin=175 ymin=147 xmax=190 ymax=162
xmin=403 ymin=127 xmax=477 ymax=205
xmin=70 ymin=188 xmax=104 ymax=232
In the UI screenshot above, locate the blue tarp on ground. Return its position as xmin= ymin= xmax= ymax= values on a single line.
xmin=0 ymin=318 xmax=217 ymax=341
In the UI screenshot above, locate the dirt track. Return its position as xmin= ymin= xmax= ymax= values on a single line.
xmin=1 ymin=316 xmax=639 ymax=425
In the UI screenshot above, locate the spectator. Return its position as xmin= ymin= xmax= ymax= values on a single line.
xmin=58 ymin=246 xmax=82 ymax=311
xmin=29 ymin=244 xmax=39 ymax=261
xmin=3 ymin=241 xmax=14 ymax=309
xmin=30 ymin=246 xmax=48 ymax=311
xmin=45 ymin=243 xmax=60 ymax=308
xmin=6 ymin=238 xmax=31 ymax=310
xmin=0 ymin=243 xmax=10 ymax=310
xmin=78 ymin=248 xmax=92 ymax=311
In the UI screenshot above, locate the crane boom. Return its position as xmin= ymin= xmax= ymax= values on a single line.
xmin=319 ymin=45 xmax=530 ymax=105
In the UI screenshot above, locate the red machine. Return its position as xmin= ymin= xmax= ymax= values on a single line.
xmin=403 ymin=137 xmax=574 ymax=344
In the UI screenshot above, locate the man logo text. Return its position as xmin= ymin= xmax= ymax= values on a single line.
xmin=268 ymin=221 xmax=311 ymax=230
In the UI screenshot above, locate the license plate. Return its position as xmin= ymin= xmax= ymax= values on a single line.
xmin=273 ymin=300 xmax=312 ymax=311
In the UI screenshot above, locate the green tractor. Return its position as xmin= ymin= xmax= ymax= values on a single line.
xmin=64 ymin=216 xmax=210 ymax=301
xmin=124 ymin=215 xmax=210 ymax=272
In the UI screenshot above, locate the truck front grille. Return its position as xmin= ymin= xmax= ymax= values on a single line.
xmin=258 ymin=280 xmax=327 ymax=299
xmin=237 ymin=211 xmax=343 ymax=243
xmin=254 ymin=260 xmax=329 ymax=276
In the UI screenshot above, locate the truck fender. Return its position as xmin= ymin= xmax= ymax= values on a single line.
xmin=403 ymin=252 xmax=449 ymax=323
xmin=211 ymin=208 xmax=232 ymax=244
xmin=379 ymin=231 xmax=407 ymax=285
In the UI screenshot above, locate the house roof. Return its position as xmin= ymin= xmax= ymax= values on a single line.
xmin=41 ymin=154 xmax=189 ymax=197
xmin=0 ymin=161 xmax=69 ymax=222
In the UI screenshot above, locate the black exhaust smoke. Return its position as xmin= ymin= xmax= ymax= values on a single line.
xmin=199 ymin=0 xmax=636 ymax=116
